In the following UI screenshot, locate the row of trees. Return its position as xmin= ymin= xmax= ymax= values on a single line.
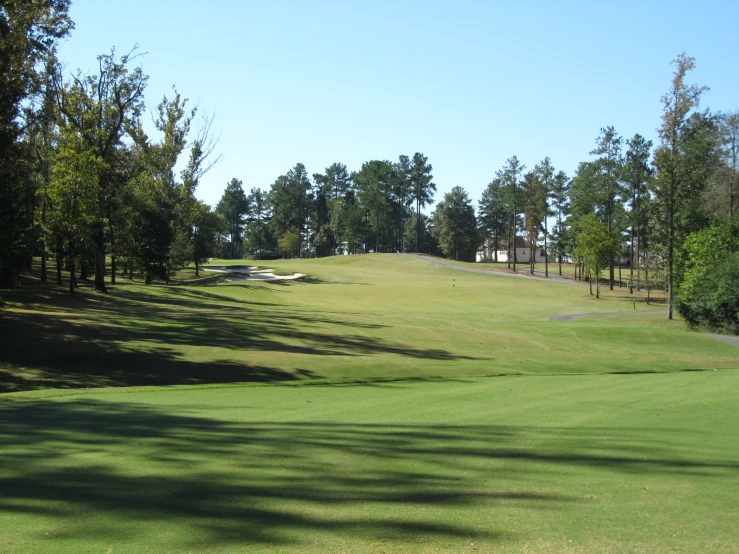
xmin=212 ymin=154 xmax=439 ymax=260
xmin=0 ymin=2 xmax=231 ymax=293
xmin=475 ymin=54 xmax=738 ymax=329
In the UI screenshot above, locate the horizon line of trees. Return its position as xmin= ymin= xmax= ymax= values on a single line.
xmin=1 ymin=6 xmax=736 ymax=331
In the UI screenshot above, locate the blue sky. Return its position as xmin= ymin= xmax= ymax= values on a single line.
xmin=57 ymin=0 xmax=738 ymax=210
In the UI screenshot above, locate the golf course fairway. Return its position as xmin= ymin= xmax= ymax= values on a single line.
xmin=1 ymin=254 xmax=737 ymax=552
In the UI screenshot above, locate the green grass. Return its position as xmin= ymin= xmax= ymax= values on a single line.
xmin=1 ymin=371 xmax=737 ymax=553
xmin=1 ymin=255 xmax=737 ymax=552
xmin=0 ymin=254 xmax=736 ymax=393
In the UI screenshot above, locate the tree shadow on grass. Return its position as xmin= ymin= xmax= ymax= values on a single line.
xmin=1 ymin=399 xmax=733 ymax=549
xmin=0 ymin=285 xmax=483 ymax=393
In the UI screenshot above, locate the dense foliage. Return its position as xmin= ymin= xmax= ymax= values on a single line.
xmin=676 ymin=221 xmax=739 ymax=332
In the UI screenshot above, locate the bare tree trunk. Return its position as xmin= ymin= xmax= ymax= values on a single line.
xmin=544 ymin=205 xmax=549 ymax=278
xmin=506 ymin=214 xmax=512 ymax=269
xmin=494 ymin=228 xmax=498 ymax=262
xmin=667 ymin=179 xmax=674 ymax=320
xmin=94 ymin=191 xmax=107 ymax=292
xmin=589 ymin=269 xmax=593 ymax=295
xmin=530 ymin=239 xmax=535 ymax=275
xmin=68 ymin=240 xmax=76 ymax=296
xmin=608 ymin=191 xmax=614 ymax=291
xmin=512 ymin=206 xmax=517 ymax=272
xmin=111 ymin=255 xmax=117 ymax=285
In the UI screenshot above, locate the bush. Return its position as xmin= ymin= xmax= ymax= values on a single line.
xmin=676 ymin=252 xmax=739 ymax=334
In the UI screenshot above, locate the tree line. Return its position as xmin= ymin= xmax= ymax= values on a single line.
xmin=215 ymin=154 xmax=438 ymax=261
xmin=476 ymin=54 xmax=737 ymax=332
xmin=1 ymin=2 xmax=227 ymax=293
xmin=1 ymin=5 xmax=736 ymax=332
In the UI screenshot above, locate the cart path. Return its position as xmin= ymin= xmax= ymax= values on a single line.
xmin=401 ymin=253 xmax=581 ymax=285
xmin=549 ymin=309 xmax=667 ymax=321
xmin=549 ymin=309 xmax=739 ymax=348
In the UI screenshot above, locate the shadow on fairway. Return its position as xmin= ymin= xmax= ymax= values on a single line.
xmin=0 ymin=284 xmax=480 ymax=393
xmin=0 ymin=399 xmax=735 ymax=548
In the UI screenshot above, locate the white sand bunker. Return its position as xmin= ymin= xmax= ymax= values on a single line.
xmin=202 ymin=266 xmax=306 ymax=281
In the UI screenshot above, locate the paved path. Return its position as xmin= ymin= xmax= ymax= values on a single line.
xmin=549 ymin=309 xmax=667 ymax=321
xmin=706 ymin=334 xmax=739 ymax=347
xmin=548 ymin=309 xmax=739 ymax=348
xmin=401 ymin=254 xmax=581 ymax=285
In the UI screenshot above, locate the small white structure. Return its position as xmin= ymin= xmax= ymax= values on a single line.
xmin=477 ymin=236 xmax=547 ymax=263
xmin=475 ymin=239 xmax=495 ymax=262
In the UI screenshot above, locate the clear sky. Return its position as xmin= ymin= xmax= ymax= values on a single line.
xmin=56 ymin=0 xmax=738 ymax=211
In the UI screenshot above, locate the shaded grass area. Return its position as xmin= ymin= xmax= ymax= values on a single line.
xmin=1 ymin=255 xmax=737 ymax=393
xmin=0 ymin=372 xmax=737 ymax=553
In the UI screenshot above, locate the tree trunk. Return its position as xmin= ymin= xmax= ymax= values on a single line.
xmin=636 ymin=232 xmax=641 ymax=292
xmin=557 ymin=212 xmax=562 ymax=276
xmin=416 ymin=198 xmax=420 ymax=253
xmin=589 ymin=269 xmax=593 ymax=295
xmin=68 ymin=239 xmax=76 ymax=295
xmin=512 ymin=187 xmax=517 ymax=272
xmin=195 ymin=260 xmax=199 ymax=277
xmin=494 ymin=228 xmax=498 ymax=262
xmin=544 ymin=192 xmax=549 ymax=278
xmin=608 ymin=192 xmax=614 ymax=291
xmin=94 ymin=190 xmax=107 ymax=292
xmin=667 ymin=170 xmax=675 ymax=320
xmin=530 ymin=239 xmax=535 ymax=275
xmin=506 ymin=214 xmax=512 ymax=269
xmin=399 ymin=195 xmax=404 ymax=253
xmin=56 ymin=256 xmax=63 ymax=285
xmin=69 ymin=260 xmax=75 ymax=296
xmin=376 ymin=211 xmax=380 ymax=253
xmin=630 ymin=189 xmax=635 ymax=293
xmin=110 ymin=221 xmax=117 ymax=285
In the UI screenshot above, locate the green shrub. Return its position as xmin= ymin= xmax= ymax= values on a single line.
xmin=677 ymin=252 xmax=739 ymax=334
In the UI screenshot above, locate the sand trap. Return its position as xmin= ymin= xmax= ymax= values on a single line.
xmin=202 ymin=266 xmax=306 ymax=281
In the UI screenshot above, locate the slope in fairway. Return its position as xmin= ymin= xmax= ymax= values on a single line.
xmin=1 ymin=254 xmax=737 ymax=393
xmin=1 ymin=371 xmax=737 ymax=553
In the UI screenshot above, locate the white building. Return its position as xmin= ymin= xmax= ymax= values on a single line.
xmin=476 ymin=236 xmax=546 ymax=263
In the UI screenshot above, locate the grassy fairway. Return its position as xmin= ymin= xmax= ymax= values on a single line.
xmin=1 ymin=371 xmax=737 ymax=553
xmin=0 ymin=254 xmax=736 ymax=393
xmin=1 ymin=255 xmax=737 ymax=552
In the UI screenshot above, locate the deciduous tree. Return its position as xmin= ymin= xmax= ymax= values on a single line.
xmin=55 ymin=47 xmax=148 ymax=291
xmin=651 ymin=52 xmax=708 ymax=319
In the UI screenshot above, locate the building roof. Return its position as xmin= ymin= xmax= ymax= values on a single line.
xmin=495 ymin=236 xmax=529 ymax=249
